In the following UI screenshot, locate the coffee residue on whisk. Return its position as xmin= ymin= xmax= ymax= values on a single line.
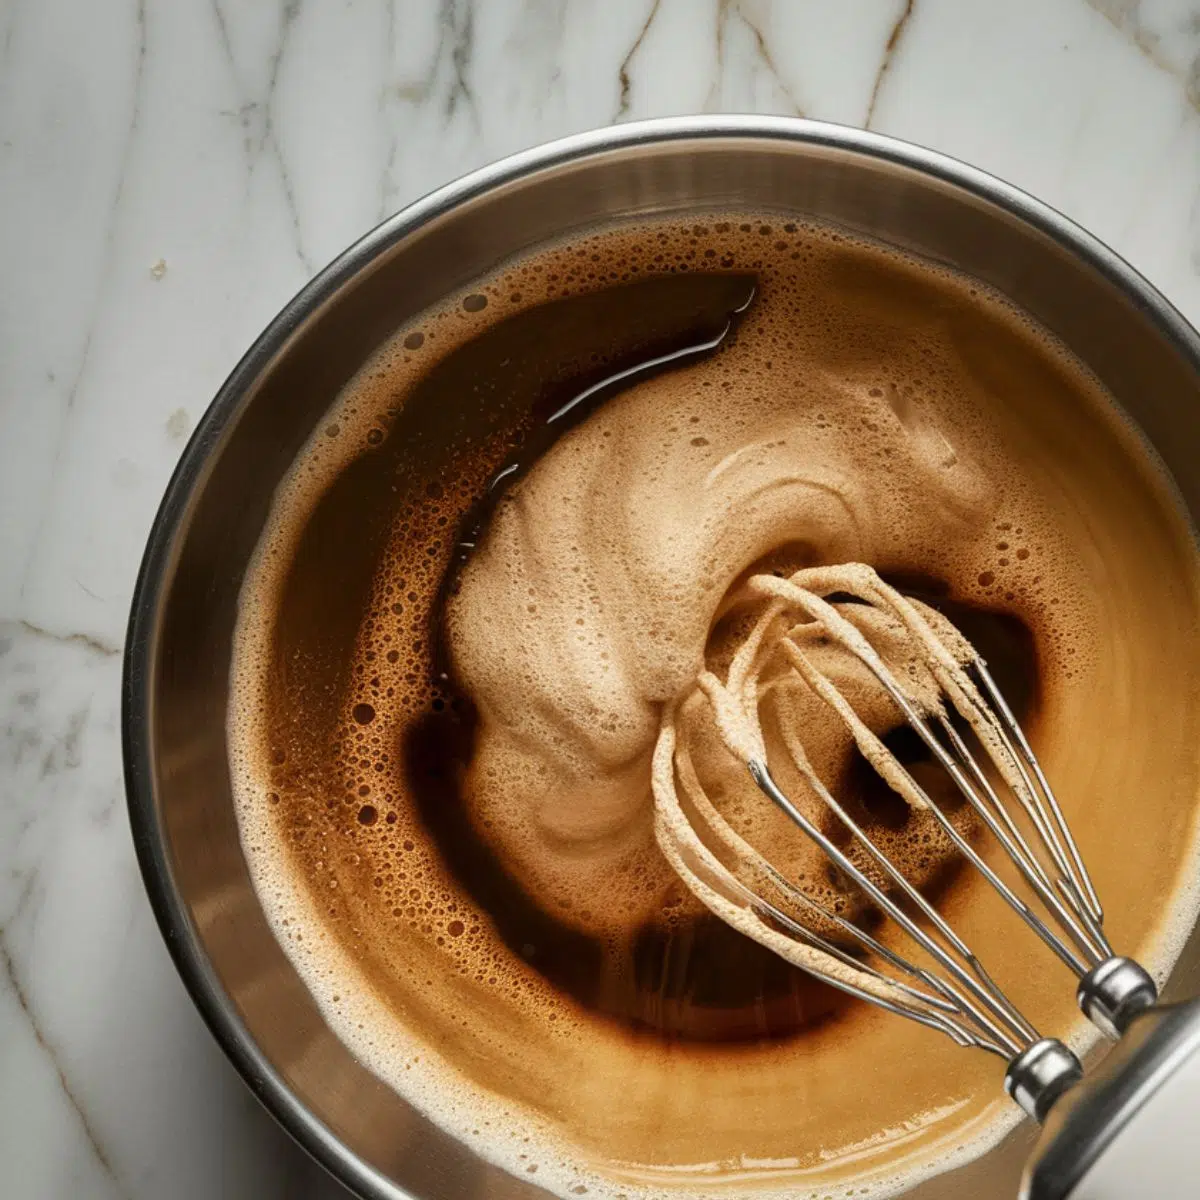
xmin=229 ymin=212 xmax=1200 ymax=1200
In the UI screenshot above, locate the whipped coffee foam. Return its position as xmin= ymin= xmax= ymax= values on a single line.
xmin=230 ymin=215 xmax=1200 ymax=1199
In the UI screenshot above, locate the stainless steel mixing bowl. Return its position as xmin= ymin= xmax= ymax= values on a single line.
xmin=123 ymin=116 xmax=1200 ymax=1199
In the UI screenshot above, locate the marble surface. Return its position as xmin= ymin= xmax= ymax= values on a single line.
xmin=3 ymin=0 xmax=1200 ymax=1196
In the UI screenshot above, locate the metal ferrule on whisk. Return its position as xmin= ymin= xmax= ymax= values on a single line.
xmin=748 ymin=756 xmax=1084 ymax=1121
xmin=654 ymin=563 xmax=1151 ymax=1122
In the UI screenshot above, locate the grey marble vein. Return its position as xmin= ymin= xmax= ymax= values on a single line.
xmin=14 ymin=619 xmax=121 ymax=659
xmin=378 ymin=0 xmax=399 ymax=221
xmin=507 ymin=0 xmax=570 ymax=117
xmin=15 ymin=0 xmax=147 ymax=605
xmin=63 ymin=0 xmax=146 ymax=419
xmin=710 ymin=0 xmax=805 ymax=116
xmin=615 ymin=0 xmax=661 ymax=121
xmin=378 ymin=0 xmax=490 ymax=215
xmin=386 ymin=11 xmax=467 ymax=111
xmin=211 ymin=0 xmax=314 ymax=274
xmin=0 ymin=930 xmax=133 ymax=1199
xmin=1087 ymin=0 xmax=1200 ymax=112
xmin=866 ymin=0 xmax=915 ymax=128
xmin=1 ymin=0 xmax=20 ymax=66
xmin=6 ymin=3 xmax=1200 ymax=1195
xmin=440 ymin=0 xmax=480 ymax=125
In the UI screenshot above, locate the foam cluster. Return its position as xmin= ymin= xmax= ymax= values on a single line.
xmin=444 ymin=226 xmax=1089 ymax=943
xmin=228 ymin=212 xmax=1200 ymax=1200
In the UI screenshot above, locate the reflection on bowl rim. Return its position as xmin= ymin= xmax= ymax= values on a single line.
xmin=122 ymin=115 xmax=1200 ymax=1200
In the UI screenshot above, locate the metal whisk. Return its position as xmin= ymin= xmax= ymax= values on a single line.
xmin=652 ymin=562 xmax=1178 ymax=1149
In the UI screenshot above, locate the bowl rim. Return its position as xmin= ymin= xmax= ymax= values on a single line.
xmin=121 ymin=114 xmax=1200 ymax=1199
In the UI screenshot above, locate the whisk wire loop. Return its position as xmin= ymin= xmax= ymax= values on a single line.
xmin=652 ymin=562 xmax=1126 ymax=1080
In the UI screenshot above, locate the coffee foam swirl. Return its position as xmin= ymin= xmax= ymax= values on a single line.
xmin=230 ymin=214 xmax=1200 ymax=1198
xmin=445 ymin=269 xmax=1012 ymax=937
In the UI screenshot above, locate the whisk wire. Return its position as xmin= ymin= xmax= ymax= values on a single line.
xmin=768 ymin=571 xmax=1110 ymax=970
xmin=654 ymin=723 xmax=1019 ymax=1056
xmin=703 ymin=845 xmax=1013 ymax=1054
xmin=933 ymin=714 xmax=1105 ymax=969
xmin=652 ymin=562 xmax=1128 ymax=1089
xmin=750 ymin=759 xmax=1034 ymax=1055
xmin=974 ymin=662 xmax=1106 ymax=929
xmin=673 ymin=706 xmax=980 ymax=1025
xmin=679 ymin=759 xmax=959 ymax=1011
xmin=779 ymin=625 xmax=1107 ymax=974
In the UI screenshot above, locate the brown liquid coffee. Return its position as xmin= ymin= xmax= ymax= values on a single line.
xmin=230 ymin=216 xmax=1200 ymax=1198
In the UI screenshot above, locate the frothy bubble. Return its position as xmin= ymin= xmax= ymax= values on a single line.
xmin=229 ymin=213 xmax=1200 ymax=1199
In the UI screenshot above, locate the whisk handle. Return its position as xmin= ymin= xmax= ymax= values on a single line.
xmin=1022 ymin=997 xmax=1200 ymax=1199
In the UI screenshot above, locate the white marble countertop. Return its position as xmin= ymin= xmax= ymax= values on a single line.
xmin=3 ymin=1 xmax=1200 ymax=1196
